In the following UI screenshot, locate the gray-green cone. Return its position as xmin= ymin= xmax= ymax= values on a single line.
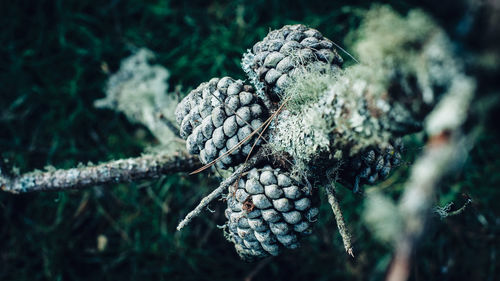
xmin=340 ymin=139 xmax=403 ymax=193
xmin=224 ymin=165 xmax=319 ymax=261
xmin=242 ymin=24 xmax=343 ymax=100
xmin=175 ymin=77 xmax=269 ymax=169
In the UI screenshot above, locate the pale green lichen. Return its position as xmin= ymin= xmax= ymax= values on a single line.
xmin=266 ymin=67 xmax=341 ymax=173
xmin=281 ymin=65 xmax=340 ymax=113
xmin=95 ymin=48 xmax=183 ymax=151
xmin=353 ymin=6 xmax=436 ymax=66
xmin=242 ymin=51 xmax=267 ymax=100
xmin=352 ymin=5 xmax=463 ymax=107
xmin=268 ymin=105 xmax=334 ymax=174
xmin=267 ymin=5 xmax=472 ymax=177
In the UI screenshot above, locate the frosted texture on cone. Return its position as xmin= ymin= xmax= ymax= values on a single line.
xmin=224 ymin=165 xmax=319 ymax=261
xmin=175 ymin=77 xmax=268 ymax=169
xmin=242 ymin=24 xmax=343 ymax=99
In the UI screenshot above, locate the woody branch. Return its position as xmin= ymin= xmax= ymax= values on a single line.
xmin=1 ymin=153 xmax=200 ymax=194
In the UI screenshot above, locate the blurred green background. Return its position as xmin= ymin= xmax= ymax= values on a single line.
xmin=1 ymin=0 xmax=498 ymax=280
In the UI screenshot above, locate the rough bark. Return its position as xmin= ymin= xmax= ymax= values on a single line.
xmin=325 ymin=184 xmax=354 ymax=257
xmin=0 ymin=153 xmax=200 ymax=194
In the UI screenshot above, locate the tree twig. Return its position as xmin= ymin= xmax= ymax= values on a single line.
xmin=433 ymin=198 xmax=472 ymax=220
xmin=176 ymin=156 xmax=260 ymax=231
xmin=386 ymin=75 xmax=476 ymax=281
xmin=0 ymin=153 xmax=200 ymax=194
xmin=325 ymin=184 xmax=354 ymax=257
xmin=385 ymin=137 xmax=455 ymax=281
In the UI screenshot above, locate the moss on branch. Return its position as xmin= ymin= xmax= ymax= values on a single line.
xmin=266 ymin=6 xmax=474 ymax=178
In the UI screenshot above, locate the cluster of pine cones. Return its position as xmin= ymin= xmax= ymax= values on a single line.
xmin=175 ymin=25 xmax=402 ymax=261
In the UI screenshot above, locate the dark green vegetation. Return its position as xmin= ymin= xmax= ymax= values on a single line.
xmin=1 ymin=1 xmax=498 ymax=280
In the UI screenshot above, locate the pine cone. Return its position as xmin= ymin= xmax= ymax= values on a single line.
xmin=242 ymin=24 xmax=343 ymax=100
xmin=224 ymin=165 xmax=319 ymax=261
xmin=340 ymin=139 xmax=403 ymax=193
xmin=175 ymin=77 xmax=269 ymax=169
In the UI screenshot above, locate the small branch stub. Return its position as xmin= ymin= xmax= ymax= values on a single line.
xmin=176 ymin=156 xmax=260 ymax=231
xmin=433 ymin=197 xmax=472 ymax=220
xmin=326 ymin=184 xmax=355 ymax=257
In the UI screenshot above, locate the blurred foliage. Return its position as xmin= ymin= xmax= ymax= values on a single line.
xmin=0 ymin=0 xmax=498 ymax=280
